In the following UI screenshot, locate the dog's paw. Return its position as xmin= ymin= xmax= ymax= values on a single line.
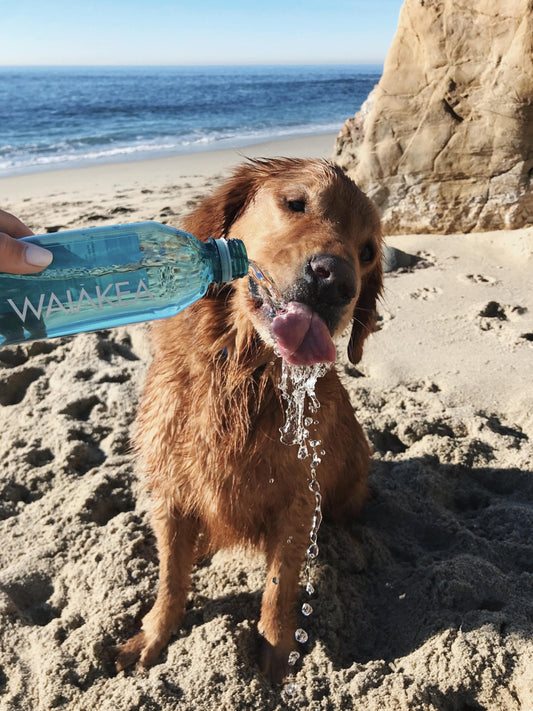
xmin=115 ymin=630 xmax=166 ymax=671
xmin=259 ymin=638 xmax=292 ymax=685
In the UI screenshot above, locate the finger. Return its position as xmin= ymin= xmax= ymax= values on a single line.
xmin=0 ymin=209 xmax=34 ymax=239
xmin=0 ymin=232 xmax=53 ymax=274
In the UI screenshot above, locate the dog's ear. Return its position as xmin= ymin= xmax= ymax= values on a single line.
xmin=347 ymin=260 xmax=383 ymax=364
xmin=182 ymin=164 xmax=259 ymax=241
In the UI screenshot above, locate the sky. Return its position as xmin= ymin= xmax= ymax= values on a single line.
xmin=1 ymin=0 xmax=404 ymax=65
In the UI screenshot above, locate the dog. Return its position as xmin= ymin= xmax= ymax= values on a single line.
xmin=115 ymin=158 xmax=383 ymax=683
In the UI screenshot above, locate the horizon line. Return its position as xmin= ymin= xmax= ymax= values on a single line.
xmin=0 ymin=61 xmax=385 ymax=69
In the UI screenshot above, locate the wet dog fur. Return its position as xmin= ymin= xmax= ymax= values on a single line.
xmin=116 ymin=158 xmax=383 ymax=683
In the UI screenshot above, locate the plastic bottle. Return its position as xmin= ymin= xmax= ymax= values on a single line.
xmin=0 ymin=221 xmax=249 ymax=346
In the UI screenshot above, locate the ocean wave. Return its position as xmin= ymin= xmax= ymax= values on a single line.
xmin=0 ymin=122 xmax=344 ymax=176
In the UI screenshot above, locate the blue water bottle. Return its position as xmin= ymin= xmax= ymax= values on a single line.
xmin=0 ymin=222 xmax=249 ymax=346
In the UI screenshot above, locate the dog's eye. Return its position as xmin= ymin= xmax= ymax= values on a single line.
xmin=360 ymin=242 xmax=376 ymax=265
xmin=287 ymin=199 xmax=306 ymax=213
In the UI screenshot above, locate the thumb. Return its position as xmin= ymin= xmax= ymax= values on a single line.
xmin=0 ymin=233 xmax=53 ymax=274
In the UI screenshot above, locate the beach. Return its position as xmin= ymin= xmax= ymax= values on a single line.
xmin=0 ymin=133 xmax=532 ymax=710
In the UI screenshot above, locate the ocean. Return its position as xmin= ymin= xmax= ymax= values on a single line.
xmin=0 ymin=65 xmax=381 ymax=177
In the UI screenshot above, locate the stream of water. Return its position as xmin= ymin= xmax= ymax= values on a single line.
xmin=248 ymin=261 xmax=330 ymax=699
xmin=279 ymin=360 xmax=330 ymax=700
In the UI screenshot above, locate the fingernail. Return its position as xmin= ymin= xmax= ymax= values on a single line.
xmin=24 ymin=244 xmax=53 ymax=268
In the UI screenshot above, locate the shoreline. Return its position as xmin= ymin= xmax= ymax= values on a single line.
xmin=0 ymin=133 xmax=338 ymax=202
xmin=0 ymin=127 xmax=343 ymax=181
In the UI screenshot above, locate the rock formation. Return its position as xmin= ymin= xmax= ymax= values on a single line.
xmin=334 ymin=0 xmax=533 ymax=234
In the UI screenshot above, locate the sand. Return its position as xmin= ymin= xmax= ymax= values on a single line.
xmin=0 ymin=134 xmax=532 ymax=711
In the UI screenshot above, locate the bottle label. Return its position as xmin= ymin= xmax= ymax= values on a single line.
xmin=6 ymin=277 xmax=155 ymax=323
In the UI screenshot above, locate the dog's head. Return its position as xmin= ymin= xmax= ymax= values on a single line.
xmin=183 ymin=158 xmax=382 ymax=365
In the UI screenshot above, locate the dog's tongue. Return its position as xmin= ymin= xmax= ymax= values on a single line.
xmin=271 ymin=302 xmax=337 ymax=366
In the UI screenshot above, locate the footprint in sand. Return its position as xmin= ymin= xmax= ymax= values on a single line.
xmin=60 ymin=395 xmax=101 ymax=421
xmin=0 ymin=348 xmax=29 ymax=368
xmin=409 ymin=286 xmax=443 ymax=300
xmin=476 ymin=301 xmax=530 ymax=344
xmin=0 ymin=367 xmax=45 ymax=406
xmin=461 ymin=273 xmax=500 ymax=286
xmin=110 ymin=206 xmax=134 ymax=215
xmin=478 ymin=301 xmax=507 ymax=321
xmin=25 ymin=446 xmax=55 ymax=468
xmin=1 ymin=444 xmax=55 ymax=519
xmin=477 ymin=301 xmax=527 ymax=323
xmin=79 ymin=477 xmax=135 ymax=526
xmin=160 ymin=206 xmax=178 ymax=218
xmin=65 ymin=435 xmax=106 ymax=475
xmin=0 ymin=570 xmax=60 ymax=626
xmin=83 ymin=214 xmax=109 ymax=222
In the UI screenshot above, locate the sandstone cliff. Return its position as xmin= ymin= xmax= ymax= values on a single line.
xmin=334 ymin=0 xmax=533 ymax=234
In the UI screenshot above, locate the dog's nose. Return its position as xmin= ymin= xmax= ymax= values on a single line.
xmin=305 ymin=254 xmax=357 ymax=305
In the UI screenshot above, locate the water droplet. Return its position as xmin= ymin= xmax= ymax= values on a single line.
xmin=312 ymin=397 xmax=321 ymax=410
xmin=248 ymin=261 xmax=285 ymax=310
xmin=288 ymin=650 xmax=300 ymax=666
xmin=306 ymin=582 xmax=315 ymax=596
xmin=302 ymin=602 xmax=313 ymax=616
xmin=280 ymin=429 xmax=297 ymax=446
xmin=297 ymin=445 xmax=308 ymax=460
xmin=271 ymin=576 xmax=279 ymax=585
xmin=259 ymin=628 xmax=266 ymax=637
xmin=307 ymin=543 xmax=319 ymax=559
xmin=283 ymin=681 xmax=299 ymax=698
xmin=286 ymin=536 xmax=293 ymax=544
xmin=268 ymin=478 xmax=274 ymax=484
xmin=304 ymin=417 xmax=313 ymax=427
xmin=309 ymin=395 xmax=320 ymax=415
xmin=295 ymin=628 xmax=308 ymax=644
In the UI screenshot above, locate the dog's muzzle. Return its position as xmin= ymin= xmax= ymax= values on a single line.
xmin=247 ymin=253 xmax=357 ymax=366
xmin=288 ymin=254 xmax=357 ymax=333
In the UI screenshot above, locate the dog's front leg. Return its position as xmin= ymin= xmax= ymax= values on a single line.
xmin=116 ymin=502 xmax=198 ymax=670
xmin=258 ymin=508 xmax=311 ymax=684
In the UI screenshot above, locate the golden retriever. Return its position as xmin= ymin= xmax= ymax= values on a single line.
xmin=115 ymin=158 xmax=383 ymax=683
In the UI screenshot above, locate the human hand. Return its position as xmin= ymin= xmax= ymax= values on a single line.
xmin=0 ymin=209 xmax=52 ymax=274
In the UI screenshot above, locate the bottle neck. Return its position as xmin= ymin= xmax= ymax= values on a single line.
xmin=212 ymin=238 xmax=233 ymax=282
xmin=208 ymin=237 xmax=248 ymax=283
